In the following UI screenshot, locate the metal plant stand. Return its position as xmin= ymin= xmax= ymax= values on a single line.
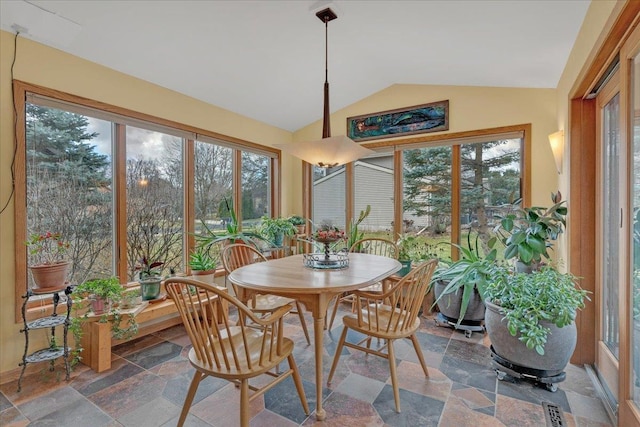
xmin=490 ymin=346 xmax=565 ymax=392
xmin=434 ymin=312 xmax=486 ymax=338
xmin=18 ymin=286 xmax=73 ymax=392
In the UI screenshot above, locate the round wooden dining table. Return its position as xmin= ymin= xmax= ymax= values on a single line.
xmin=228 ymin=252 xmax=401 ymax=421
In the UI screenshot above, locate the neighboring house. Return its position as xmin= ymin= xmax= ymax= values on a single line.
xmin=314 ymin=160 xmax=394 ymax=231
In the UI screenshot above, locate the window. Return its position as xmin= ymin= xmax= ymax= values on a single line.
xmin=15 ymin=82 xmax=279 ymax=317
xmin=402 ymin=137 xmax=522 ymax=258
xmin=241 ymin=151 xmax=271 ymax=227
xmin=125 ymin=126 xmax=184 ymax=281
xmin=25 ymin=104 xmax=114 ymax=285
xmin=306 ymin=126 xmax=527 ymax=260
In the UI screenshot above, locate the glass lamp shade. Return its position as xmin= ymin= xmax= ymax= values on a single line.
xmin=275 ymin=135 xmax=374 ymax=168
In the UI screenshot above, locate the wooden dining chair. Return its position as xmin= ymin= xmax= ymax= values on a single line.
xmin=327 ymin=237 xmax=399 ymax=330
xmin=165 ymin=277 xmax=309 ymax=427
xmin=327 ymin=258 xmax=438 ymax=413
xmin=221 ymin=243 xmax=311 ymax=345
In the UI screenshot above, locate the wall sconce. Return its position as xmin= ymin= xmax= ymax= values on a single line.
xmin=548 ymin=130 xmax=564 ymax=174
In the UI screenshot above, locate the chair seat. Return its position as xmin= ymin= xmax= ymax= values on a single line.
xmin=343 ymin=304 xmax=421 ymax=339
xmin=189 ymin=326 xmax=295 ymax=379
xmin=249 ymin=294 xmax=296 ymax=312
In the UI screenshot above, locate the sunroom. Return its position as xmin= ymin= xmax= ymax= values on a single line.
xmin=0 ymin=1 xmax=638 ymax=426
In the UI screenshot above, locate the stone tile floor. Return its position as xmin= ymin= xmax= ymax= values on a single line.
xmin=0 ymin=304 xmax=614 ymax=426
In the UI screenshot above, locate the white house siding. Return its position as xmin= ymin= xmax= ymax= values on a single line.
xmin=354 ymin=163 xmax=394 ymax=231
xmin=313 ymin=169 xmax=346 ymax=228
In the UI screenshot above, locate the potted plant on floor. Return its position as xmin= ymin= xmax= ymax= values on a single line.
xmin=26 ymin=231 xmax=72 ymax=292
xmin=484 ymin=264 xmax=589 ymax=389
xmin=430 ymin=234 xmax=497 ymax=328
xmin=259 ymin=216 xmax=297 ymax=247
xmin=485 ymin=192 xmax=588 ymax=390
xmin=494 ymin=191 xmax=567 ymax=272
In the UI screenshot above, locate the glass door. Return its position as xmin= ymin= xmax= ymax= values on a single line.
xmin=631 ymin=43 xmax=640 ymax=413
xmin=596 ymin=70 xmax=621 ymax=411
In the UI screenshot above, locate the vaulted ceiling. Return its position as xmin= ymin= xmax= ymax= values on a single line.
xmin=0 ymin=0 xmax=591 ymax=131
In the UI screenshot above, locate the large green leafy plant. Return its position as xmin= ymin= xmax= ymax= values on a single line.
xmin=259 ymin=216 xmax=297 ymax=244
xmin=189 ymin=245 xmax=218 ymax=272
xmin=485 ymin=265 xmax=588 ymax=355
xmin=494 ymin=192 xmax=567 ymax=266
xmin=430 ymin=235 xmax=497 ymax=324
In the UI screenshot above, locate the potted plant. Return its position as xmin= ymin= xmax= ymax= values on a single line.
xmin=494 ymin=191 xmax=566 ymax=272
xmin=396 ymin=233 xmax=416 ymax=276
xmin=189 ymin=245 xmax=218 ymax=284
xmin=486 ymin=192 xmax=588 ymax=390
xmin=259 ymin=216 xmax=297 ymax=247
xmin=430 ymin=235 xmax=497 ymax=326
xmin=287 ymin=215 xmax=307 ymax=234
xmin=484 ymin=265 xmax=589 ymax=384
xmin=72 ymin=276 xmax=139 ymax=344
xmin=136 ymin=256 xmax=164 ymax=301
xmin=26 ymin=231 xmax=71 ymax=291
xmin=74 ymin=277 xmax=123 ymax=315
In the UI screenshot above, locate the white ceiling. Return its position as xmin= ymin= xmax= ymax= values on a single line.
xmin=0 ymin=0 xmax=591 ymax=132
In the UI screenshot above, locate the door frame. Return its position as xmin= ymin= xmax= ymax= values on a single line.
xmin=569 ymin=2 xmax=640 ymax=425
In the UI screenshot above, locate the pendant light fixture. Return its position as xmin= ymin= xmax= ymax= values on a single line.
xmin=275 ymin=7 xmax=374 ymax=168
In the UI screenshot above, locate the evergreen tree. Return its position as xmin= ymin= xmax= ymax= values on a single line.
xmin=25 ymin=104 xmax=112 ymax=283
xmin=403 ymin=140 xmax=520 ymax=245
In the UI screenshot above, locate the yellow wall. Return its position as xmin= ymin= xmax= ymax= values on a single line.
xmin=554 ymin=0 xmax=619 ymax=264
xmin=294 ymin=84 xmax=558 ymax=207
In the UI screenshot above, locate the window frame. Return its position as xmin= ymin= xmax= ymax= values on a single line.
xmin=13 ymin=80 xmax=281 ymax=322
xmin=305 ymin=123 xmax=531 ymax=245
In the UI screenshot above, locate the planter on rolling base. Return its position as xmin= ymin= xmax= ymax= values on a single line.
xmin=432 ymin=279 xmax=486 ymax=337
xmin=485 ymin=300 xmax=576 ymax=390
xmin=432 ymin=280 xmax=485 ymax=322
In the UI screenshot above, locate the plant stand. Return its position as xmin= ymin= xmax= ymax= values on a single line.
xmin=490 ymin=345 xmax=566 ymax=392
xmin=434 ymin=312 xmax=485 ymax=338
xmin=18 ymin=286 xmax=73 ymax=392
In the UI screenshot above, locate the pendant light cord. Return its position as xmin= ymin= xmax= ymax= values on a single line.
xmin=324 ymin=17 xmax=328 ymax=84
xmin=322 ymin=16 xmax=331 ymax=138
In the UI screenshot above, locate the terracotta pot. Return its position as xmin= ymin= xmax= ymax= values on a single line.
xmin=29 ymin=261 xmax=71 ymax=292
xmin=90 ymin=296 xmax=111 ymax=315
